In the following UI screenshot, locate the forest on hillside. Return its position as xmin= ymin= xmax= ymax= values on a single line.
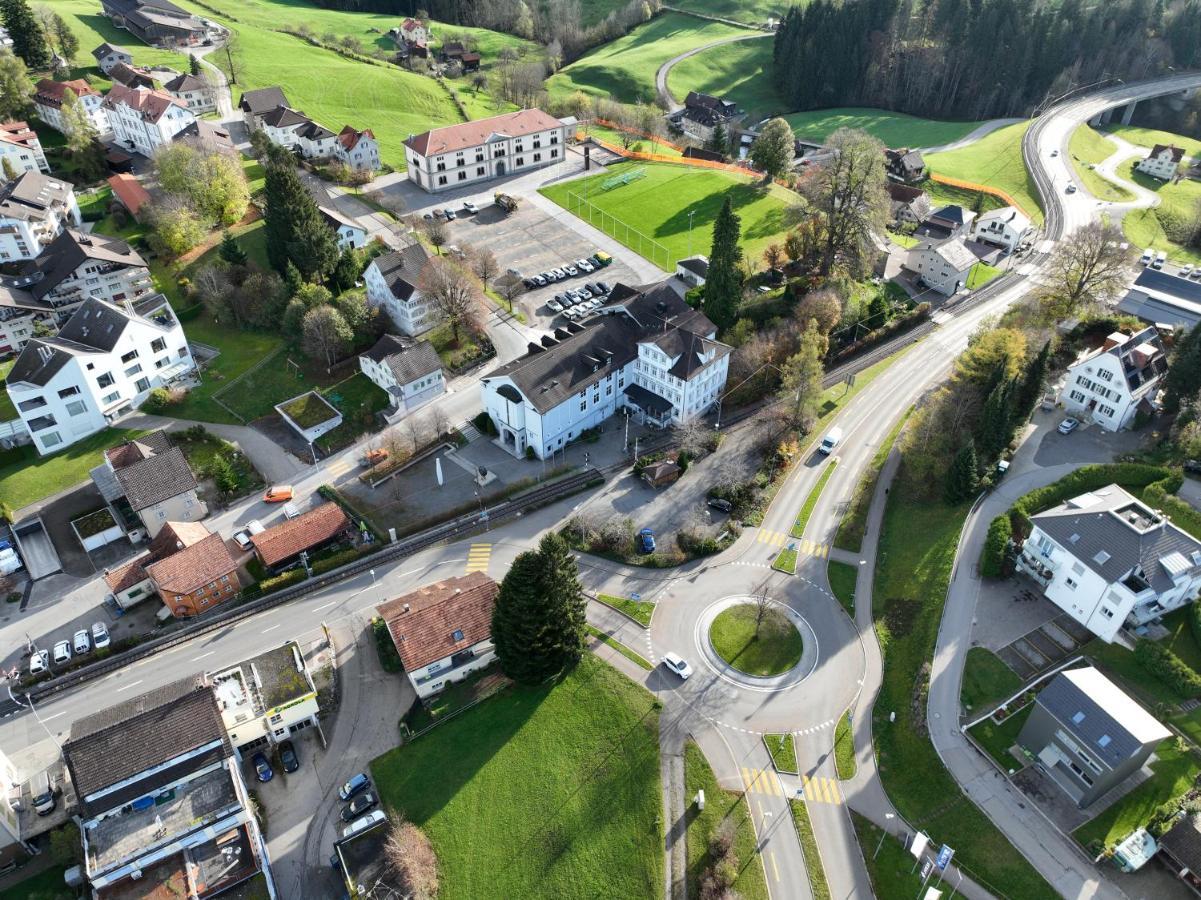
xmin=773 ymin=0 xmax=1201 ymax=121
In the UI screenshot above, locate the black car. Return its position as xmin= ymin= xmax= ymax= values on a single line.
xmin=279 ymin=740 xmax=299 ymax=774
xmin=707 ymin=497 xmax=733 ymax=513
xmin=523 ymin=278 xmax=538 ymax=289
xmin=595 ymin=280 xmax=611 ymax=294
xmin=340 ymin=791 xmax=378 ymax=822
xmin=1185 ymin=459 xmax=1201 ymax=475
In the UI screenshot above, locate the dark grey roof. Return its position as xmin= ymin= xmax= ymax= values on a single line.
xmin=371 ymin=243 xmax=430 ymax=302
xmin=23 ymin=228 xmax=146 ymax=300
xmin=1088 ymin=325 xmax=1167 ymax=394
xmin=484 ymin=282 xmax=725 ymax=414
xmin=6 ymin=340 xmax=72 ymax=387
xmin=0 ymin=171 xmax=73 ymax=222
xmin=56 ymin=297 xmax=135 ymax=351
xmin=1037 ymin=666 xmax=1168 ymax=768
xmin=1031 ymin=484 xmax=1201 ymax=593
xmin=1118 ymin=292 xmax=1201 ymax=331
xmin=64 ymin=676 xmax=229 ymax=807
xmin=297 ymin=119 xmax=334 ymax=141
xmin=239 ymin=86 xmax=289 ymax=115
xmin=92 ymin=42 xmax=129 ymax=59
xmin=107 ymin=61 xmax=154 ymax=89
xmin=677 ymin=257 xmax=709 ymax=277
xmin=320 ymin=205 xmax=362 ymax=233
xmin=684 ymin=91 xmax=737 ymax=117
xmin=1160 ymin=813 xmax=1201 ymax=873
xmin=929 ymin=204 xmax=972 ymax=226
xmin=173 ymin=119 xmax=233 ymax=153
xmin=624 ymin=382 xmax=672 ymax=415
xmin=362 ymin=334 xmax=441 ymax=386
xmin=887 ymin=147 xmax=925 ymax=171
xmin=112 ymin=445 xmax=197 ymax=510
xmin=163 ymin=72 xmax=206 ymax=93
xmin=1132 ymin=268 xmax=1201 ymax=304
xmin=260 ymin=105 xmax=309 ymax=129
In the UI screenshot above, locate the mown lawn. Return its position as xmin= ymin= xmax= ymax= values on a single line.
xmin=315 ymin=372 xmax=390 ymax=452
xmin=872 ymin=472 xmax=1057 ymax=898
xmin=0 ymin=428 xmax=150 ymax=513
xmin=684 ymin=740 xmax=768 ymax=900
xmin=960 ymin=647 xmax=1021 ymax=714
xmin=371 ymin=654 xmax=662 ymax=900
xmin=785 ymin=107 xmax=981 ymax=149
xmin=1073 ymin=741 xmax=1201 ymax=851
xmin=1068 ymin=124 xmax=1135 ymax=202
xmin=172 ymin=314 xmax=286 ymax=424
xmin=540 ymin=162 xmax=792 ymax=270
xmin=834 ymin=711 xmax=855 ymax=780
xmin=826 ymin=560 xmax=857 ymax=617
xmin=709 ymin=604 xmax=803 ymax=676
xmin=579 ymin=123 xmax=682 ymax=158
xmin=926 ymin=121 xmax=1044 ymax=223
xmin=599 ymin=593 xmax=655 ymax=626
xmin=547 ymin=13 xmax=746 ymax=105
xmin=1119 ymin=159 xmax=1201 ymax=267
xmin=852 ymin=811 xmax=931 ymax=900
xmin=920 ymin=178 xmax=1008 ymax=216
xmin=45 ymin=0 xmax=190 ymax=71
xmin=1107 ymin=125 xmax=1201 ymax=160
xmin=665 ymin=35 xmax=786 ymax=123
xmin=966 ymin=262 xmax=1002 ymax=290
xmin=765 ymin=733 xmax=796 ymax=772
xmin=0 ymin=865 xmax=72 ymax=900
xmin=0 ymin=359 xmax=15 ymax=421
xmin=966 ymin=704 xmax=1032 ymax=770
xmin=789 ymin=799 xmax=832 ymax=900
xmin=790 ymin=460 xmax=837 ymax=538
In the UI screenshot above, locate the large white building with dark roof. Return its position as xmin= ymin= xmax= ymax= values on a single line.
xmin=1018 ymin=484 xmax=1201 ymax=642
xmin=480 ymin=282 xmax=731 ymax=459
xmin=0 ymin=171 xmax=81 ymax=261
xmin=1059 ymin=326 xmax=1167 ymax=431
xmin=358 ymin=333 xmax=444 ymax=418
xmin=363 ymin=242 xmax=433 ymax=335
xmin=103 ymin=83 xmax=197 ymax=157
xmin=404 ymin=108 xmax=567 ymax=193
xmin=5 ymin=295 xmax=195 ymax=454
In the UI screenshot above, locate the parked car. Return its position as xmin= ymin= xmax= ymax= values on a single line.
xmin=264 ymin=485 xmax=293 ymax=503
xmin=283 ymin=501 xmax=301 ymax=520
xmin=1153 ymin=252 xmax=1167 ymax=270
xmin=341 ymin=808 xmax=385 ymax=839
xmin=576 ymin=258 xmax=595 ymax=273
xmin=52 ymin=640 xmax=71 ymax=665
xmin=564 ymin=265 xmax=579 ymax=277
xmin=339 ymin=773 xmax=371 ymax=800
xmin=550 ymin=268 xmax=566 ymax=281
xmin=73 ymin=630 xmax=91 ymax=655
xmin=593 ymin=251 xmax=612 ymax=267
xmin=638 ymin=528 xmax=656 ymax=554
xmin=534 ymin=274 xmax=549 ymax=287
xmin=1140 ymin=248 xmax=1154 ymax=266
xmin=707 ymin=497 xmax=732 ymax=513
xmin=29 ymin=649 xmax=48 ymax=676
xmin=91 ymin=622 xmax=110 ymax=649
xmin=564 ymin=306 xmax=581 ymax=320
xmin=662 ymin=652 xmax=692 ymax=680
xmin=340 ymin=791 xmax=378 ymax=822
xmin=586 ymin=298 xmax=602 ymax=310
xmin=547 ymin=299 xmax=564 ymax=312
xmin=1192 ymin=268 xmax=1201 ymax=281
xmin=360 ymin=448 xmax=389 ymax=468
xmin=596 ymin=280 xmax=612 ymax=294
xmin=463 ymin=201 xmax=479 ymax=214
xmin=252 ymin=752 xmax=273 ymax=783
xmin=1184 ymin=459 xmax=1201 ymax=475
xmin=444 ymin=208 xmax=457 ymax=220
xmin=279 ymin=740 xmax=299 ymax=773
xmin=1182 ymin=264 xmax=1195 ymax=278
xmin=1065 ymin=182 xmax=1077 ymax=194
xmin=32 ymin=773 xmax=55 ymax=816
xmin=1057 ymin=416 xmax=1080 ymax=434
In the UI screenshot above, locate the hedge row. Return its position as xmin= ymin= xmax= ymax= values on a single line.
xmin=1011 ymin=463 xmax=1176 ymax=530
xmin=979 ymin=515 xmax=1012 ymax=578
xmin=258 ymin=568 xmax=308 ymax=596
xmin=828 ymin=303 xmax=931 ymax=366
xmin=1135 ymin=638 xmax=1201 ymax=699
xmin=311 ymin=547 xmax=363 ymax=576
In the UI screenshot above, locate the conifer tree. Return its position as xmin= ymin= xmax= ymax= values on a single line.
xmin=975 ymin=377 xmax=1014 ymax=463
xmin=0 ymin=0 xmax=50 ymax=70
xmin=263 ymin=155 xmax=337 ymax=282
xmin=702 ymin=196 xmax=742 ymax=333
xmin=1016 ymin=340 xmax=1050 ymax=419
xmin=1165 ymin=325 xmax=1201 ymax=412
xmin=945 ymin=443 xmax=978 ymax=505
xmin=218 ymin=230 xmax=248 ymax=266
xmin=491 ymin=532 xmax=586 ymax=685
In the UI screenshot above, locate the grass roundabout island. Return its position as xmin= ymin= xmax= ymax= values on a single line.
xmin=708 ymin=603 xmax=804 ymax=677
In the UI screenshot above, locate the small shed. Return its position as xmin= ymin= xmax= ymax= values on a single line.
xmin=275 ymin=391 xmax=343 ymax=444
xmin=641 ymin=459 xmax=681 ymax=487
xmin=106 ymin=174 xmax=151 ymax=222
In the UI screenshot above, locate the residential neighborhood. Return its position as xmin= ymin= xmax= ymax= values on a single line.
xmin=1 ymin=1 xmax=1201 ymax=899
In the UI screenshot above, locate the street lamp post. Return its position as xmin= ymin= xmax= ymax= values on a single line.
xmin=687 ymin=209 xmax=696 ymax=258
xmin=873 ymin=813 xmax=896 ymax=859
xmin=7 ymin=685 xmax=60 ymax=750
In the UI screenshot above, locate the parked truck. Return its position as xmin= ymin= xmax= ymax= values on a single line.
xmin=494 ymin=192 xmax=519 ymax=214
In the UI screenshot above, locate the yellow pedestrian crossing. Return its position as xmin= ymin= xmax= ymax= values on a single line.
xmin=741 ymin=767 xmax=785 ymax=797
xmin=326 ymin=457 xmax=354 ymax=478
xmin=754 ymin=531 xmax=829 ymax=558
xmin=801 ymin=774 xmax=843 ymax=805
xmin=465 ymin=543 xmax=492 ymax=574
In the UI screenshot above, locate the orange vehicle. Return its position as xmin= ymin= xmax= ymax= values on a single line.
xmin=360 ymin=448 xmax=389 ymax=467
xmin=263 ymin=485 xmax=294 ymax=503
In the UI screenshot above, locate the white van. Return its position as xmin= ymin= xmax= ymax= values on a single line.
xmin=1153 ymin=252 xmax=1167 ymax=270
xmin=1140 ymin=248 xmax=1154 ymax=266
xmin=818 ymin=427 xmax=843 ymax=455
xmin=341 ymin=808 xmax=386 ymax=839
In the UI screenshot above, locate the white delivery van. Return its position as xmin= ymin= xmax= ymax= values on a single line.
xmin=818 ymin=427 xmax=843 ymax=455
xmin=1153 ymin=252 xmax=1167 ymax=270
xmin=341 ymin=808 xmax=386 ymax=839
xmin=1140 ymin=248 xmax=1154 ymax=266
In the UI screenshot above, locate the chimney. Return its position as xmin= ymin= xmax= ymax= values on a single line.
xmin=403 ymin=603 xmax=410 ymax=613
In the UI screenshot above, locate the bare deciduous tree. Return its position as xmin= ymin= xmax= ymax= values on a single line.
xmin=1038 ymin=221 xmax=1135 ymax=322
xmin=432 ymin=405 xmax=450 ymax=438
xmin=383 ymin=812 xmax=439 ymax=900
xmin=422 ymin=217 xmax=448 ymax=255
xmin=418 ymin=257 xmax=486 ymax=343
xmin=800 ymin=128 xmax=889 ymax=276
xmin=471 ymin=246 xmax=498 ymax=290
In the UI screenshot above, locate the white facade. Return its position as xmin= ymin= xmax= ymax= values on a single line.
xmin=1060 ymin=328 xmax=1166 ymax=431
xmin=93 ymin=45 xmax=132 ymax=74
xmin=335 ymin=128 xmax=380 ymax=172
xmin=33 ymin=87 xmax=109 ymax=136
xmin=969 ymin=205 xmax=1033 ymax=252
xmin=210 ymin=643 xmax=320 ymax=753
xmin=0 ymin=126 xmax=49 ymax=175
xmin=905 ymin=240 xmax=977 ymax=296
xmin=364 ymin=253 xmax=432 ymax=336
xmin=358 ymin=346 xmax=444 ymax=418
xmin=405 ymin=110 xmax=567 ymax=194
xmin=409 ymin=638 xmax=494 ymax=699
xmin=1137 ymin=145 xmax=1184 ymax=181
xmin=0 ymin=178 xmax=82 ymax=262
xmin=166 ymin=82 xmax=215 ymax=114
xmin=320 ymin=208 xmax=367 ymax=250
xmin=104 ymin=87 xmax=196 ymax=158
xmin=260 ymin=109 xmax=339 ymax=161
xmin=5 ymin=297 xmax=196 ymax=455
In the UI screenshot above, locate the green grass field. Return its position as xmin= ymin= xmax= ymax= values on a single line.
xmin=599 ymin=593 xmax=655 ymax=626
xmin=0 ymin=427 xmax=150 ymax=512
xmin=577 ymin=0 xmax=788 ymax=26
xmin=765 ymin=733 xmax=797 ymax=772
xmin=44 ymin=0 xmax=190 ymax=71
xmin=1107 ymin=125 xmax=1201 ymax=160
xmin=371 ymin=654 xmax=662 ymax=900
xmin=709 ymin=604 xmax=803 ymax=676
xmin=965 ymin=261 xmax=1002 ymax=290
xmin=790 ymin=800 xmax=832 ymax=900
xmin=1119 ymin=159 xmax=1201 ymax=267
xmin=790 ymin=460 xmax=837 ymax=538
xmin=0 ymin=865 xmax=72 ymax=900
xmin=826 ymin=560 xmax=857 ymax=617
xmin=966 ymin=705 xmax=1032 ymax=770
xmin=960 ymin=647 xmax=1021 ymax=714
xmin=580 ymin=123 xmax=683 ymax=157
xmin=1068 ymin=124 xmax=1135 ymax=202
xmin=547 ymin=13 xmax=746 ymax=105
xmin=926 ymin=121 xmax=1044 ymax=223
xmin=785 ymin=108 xmax=981 ymax=150
xmin=834 ymin=711 xmax=855 ymax=780
xmin=852 ymin=812 xmax=931 ymax=900
xmin=585 ymin=624 xmax=653 ymax=669
xmin=0 ymin=359 xmax=15 ymax=422
xmin=540 ymin=162 xmax=792 ymax=270
xmin=665 ymin=35 xmax=785 ymax=123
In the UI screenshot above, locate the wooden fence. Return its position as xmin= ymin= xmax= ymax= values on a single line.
xmin=927 ymin=172 xmax=1035 ymax=219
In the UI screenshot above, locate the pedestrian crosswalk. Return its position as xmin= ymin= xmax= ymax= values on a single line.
xmin=741 ymin=767 xmax=786 ymax=797
xmin=465 ymin=543 xmax=492 ymax=574
xmin=326 ymin=456 xmax=355 ymax=478
xmin=754 ymin=530 xmax=829 ymax=558
xmin=800 ymin=774 xmax=843 ymax=805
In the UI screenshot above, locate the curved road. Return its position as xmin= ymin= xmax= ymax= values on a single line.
xmin=655 ymin=32 xmax=771 ymax=112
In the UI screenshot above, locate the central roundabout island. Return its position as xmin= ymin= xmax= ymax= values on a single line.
xmin=708 ymin=601 xmax=804 ymax=677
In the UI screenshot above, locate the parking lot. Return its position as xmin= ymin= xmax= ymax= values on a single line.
xmin=437 ymin=202 xmax=662 ymax=329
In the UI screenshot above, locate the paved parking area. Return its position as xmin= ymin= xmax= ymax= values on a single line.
xmin=439 ymin=202 xmax=660 ymax=331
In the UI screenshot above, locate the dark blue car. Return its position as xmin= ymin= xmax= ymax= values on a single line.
xmin=252 ymin=752 xmax=273 ymax=783
xmin=638 ymin=528 xmax=656 ymax=554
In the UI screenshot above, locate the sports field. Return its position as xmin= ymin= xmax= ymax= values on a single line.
xmin=665 ymin=34 xmax=786 ymax=122
xmin=785 ymin=107 xmax=981 ymax=149
xmin=925 ymin=121 xmax=1043 ymax=222
xmin=547 ymin=13 xmax=746 ymax=105
xmin=540 ymin=161 xmax=793 ymax=269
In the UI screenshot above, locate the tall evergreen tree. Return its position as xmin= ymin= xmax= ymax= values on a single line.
xmin=0 ymin=0 xmax=50 ymax=70
xmin=706 ymin=123 xmax=727 ymax=158
xmin=975 ymin=377 xmax=1015 ymax=463
xmin=1015 ymin=340 xmax=1051 ymax=419
xmin=263 ymin=155 xmax=338 ymax=282
xmin=1165 ymin=325 xmax=1201 ymax=412
xmin=945 ymin=443 xmax=979 ymax=504
xmin=218 ymin=230 xmax=248 ymax=266
xmin=189 ymin=54 xmax=202 ymax=76
xmin=491 ymin=532 xmax=586 ymax=685
xmin=701 ymin=196 xmax=742 ymax=333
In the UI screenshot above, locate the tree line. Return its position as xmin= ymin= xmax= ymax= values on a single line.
xmin=773 ymin=0 xmax=1201 ymax=121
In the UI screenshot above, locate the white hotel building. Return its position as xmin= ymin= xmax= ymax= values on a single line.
xmin=480 ymin=283 xmax=731 ymax=459
xmin=1060 ymin=327 xmax=1167 ymax=431
xmin=404 ymin=108 xmax=568 ymax=193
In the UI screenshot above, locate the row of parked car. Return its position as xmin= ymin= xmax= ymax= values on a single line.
xmin=336 ymin=771 xmax=383 ymax=838
xmin=549 ymin=281 xmax=614 ymax=319
xmin=251 ymin=739 xmax=300 ymax=783
xmin=29 ymin=622 xmax=111 ymax=675
xmin=519 ymin=251 xmax=613 ymax=290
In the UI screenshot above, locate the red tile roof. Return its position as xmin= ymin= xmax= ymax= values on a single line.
xmin=104 ymin=555 xmax=149 ymax=593
xmin=107 ymin=173 xmax=151 ymax=218
xmin=250 ymin=502 xmax=350 ymax=567
xmin=103 ymin=520 xmax=212 ymax=594
xmin=103 ymin=83 xmax=187 ymax=124
xmin=377 ymin=572 xmax=498 ymax=671
xmin=33 ymin=78 xmax=99 ymax=109
xmin=146 ymin=532 xmax=237 ymax=596
xmin=0 ymin=121 xmax=39 ymax=150
xmin=405 ymin=109 xmax=563 ymax=158
xmin=337 ymin=124 xmax=374 ymax=151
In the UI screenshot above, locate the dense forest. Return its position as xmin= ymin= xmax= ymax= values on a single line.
xmin=773 ymin=0 xmax=1201 ymax=121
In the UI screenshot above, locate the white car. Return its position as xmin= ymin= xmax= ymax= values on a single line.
xmin=663 ymin=652 xmax=692 ymax=680
xmin=576 ymin=258 xmax=595 ymax=273
xmin=52 ymin=641 xmax=71 ymax=665
xmin=29 ymin=650 xmax=48 ymax=676
xmin=463 ymin=201 xmax=479 ymax=214
xmin=1057 ymin=416 xmax=1080 ymax=435
xmin=1182 ymin=265 xmax=1194 ymax=278
xmin=564 ymin=265 xmax=578 ymax=277
xmin=91 ymin=622 xmax=110 ymax=649
xmin=73 ymin=630 xmax=91 ymax=655
xmin=547 ymin=299 xmax=564 ymax=312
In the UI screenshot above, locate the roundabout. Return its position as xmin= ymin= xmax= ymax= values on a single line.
xmin=692 ymin=595 xmax=820 ymax=693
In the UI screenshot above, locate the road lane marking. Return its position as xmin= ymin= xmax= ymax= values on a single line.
xmin=262 ymin=624 xmax=281 ymax=633
xmin=314 ymin=601 xmax=337 ymax=612
xmin=191 ymin=651 xmax=215 ymax=662
xmin=326 ymin=458 xmax=354 ymax=477
xmin=41 ymin=711 xmax=65 ymax=722
xmin=115 ymin=680 xmax=143 ymax=692
xmin=770 ymin=851 xmax=780 ymax=882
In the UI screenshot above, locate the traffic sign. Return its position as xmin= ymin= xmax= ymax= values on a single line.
xmin=936 ymin=844 xmax=954 ymax=870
